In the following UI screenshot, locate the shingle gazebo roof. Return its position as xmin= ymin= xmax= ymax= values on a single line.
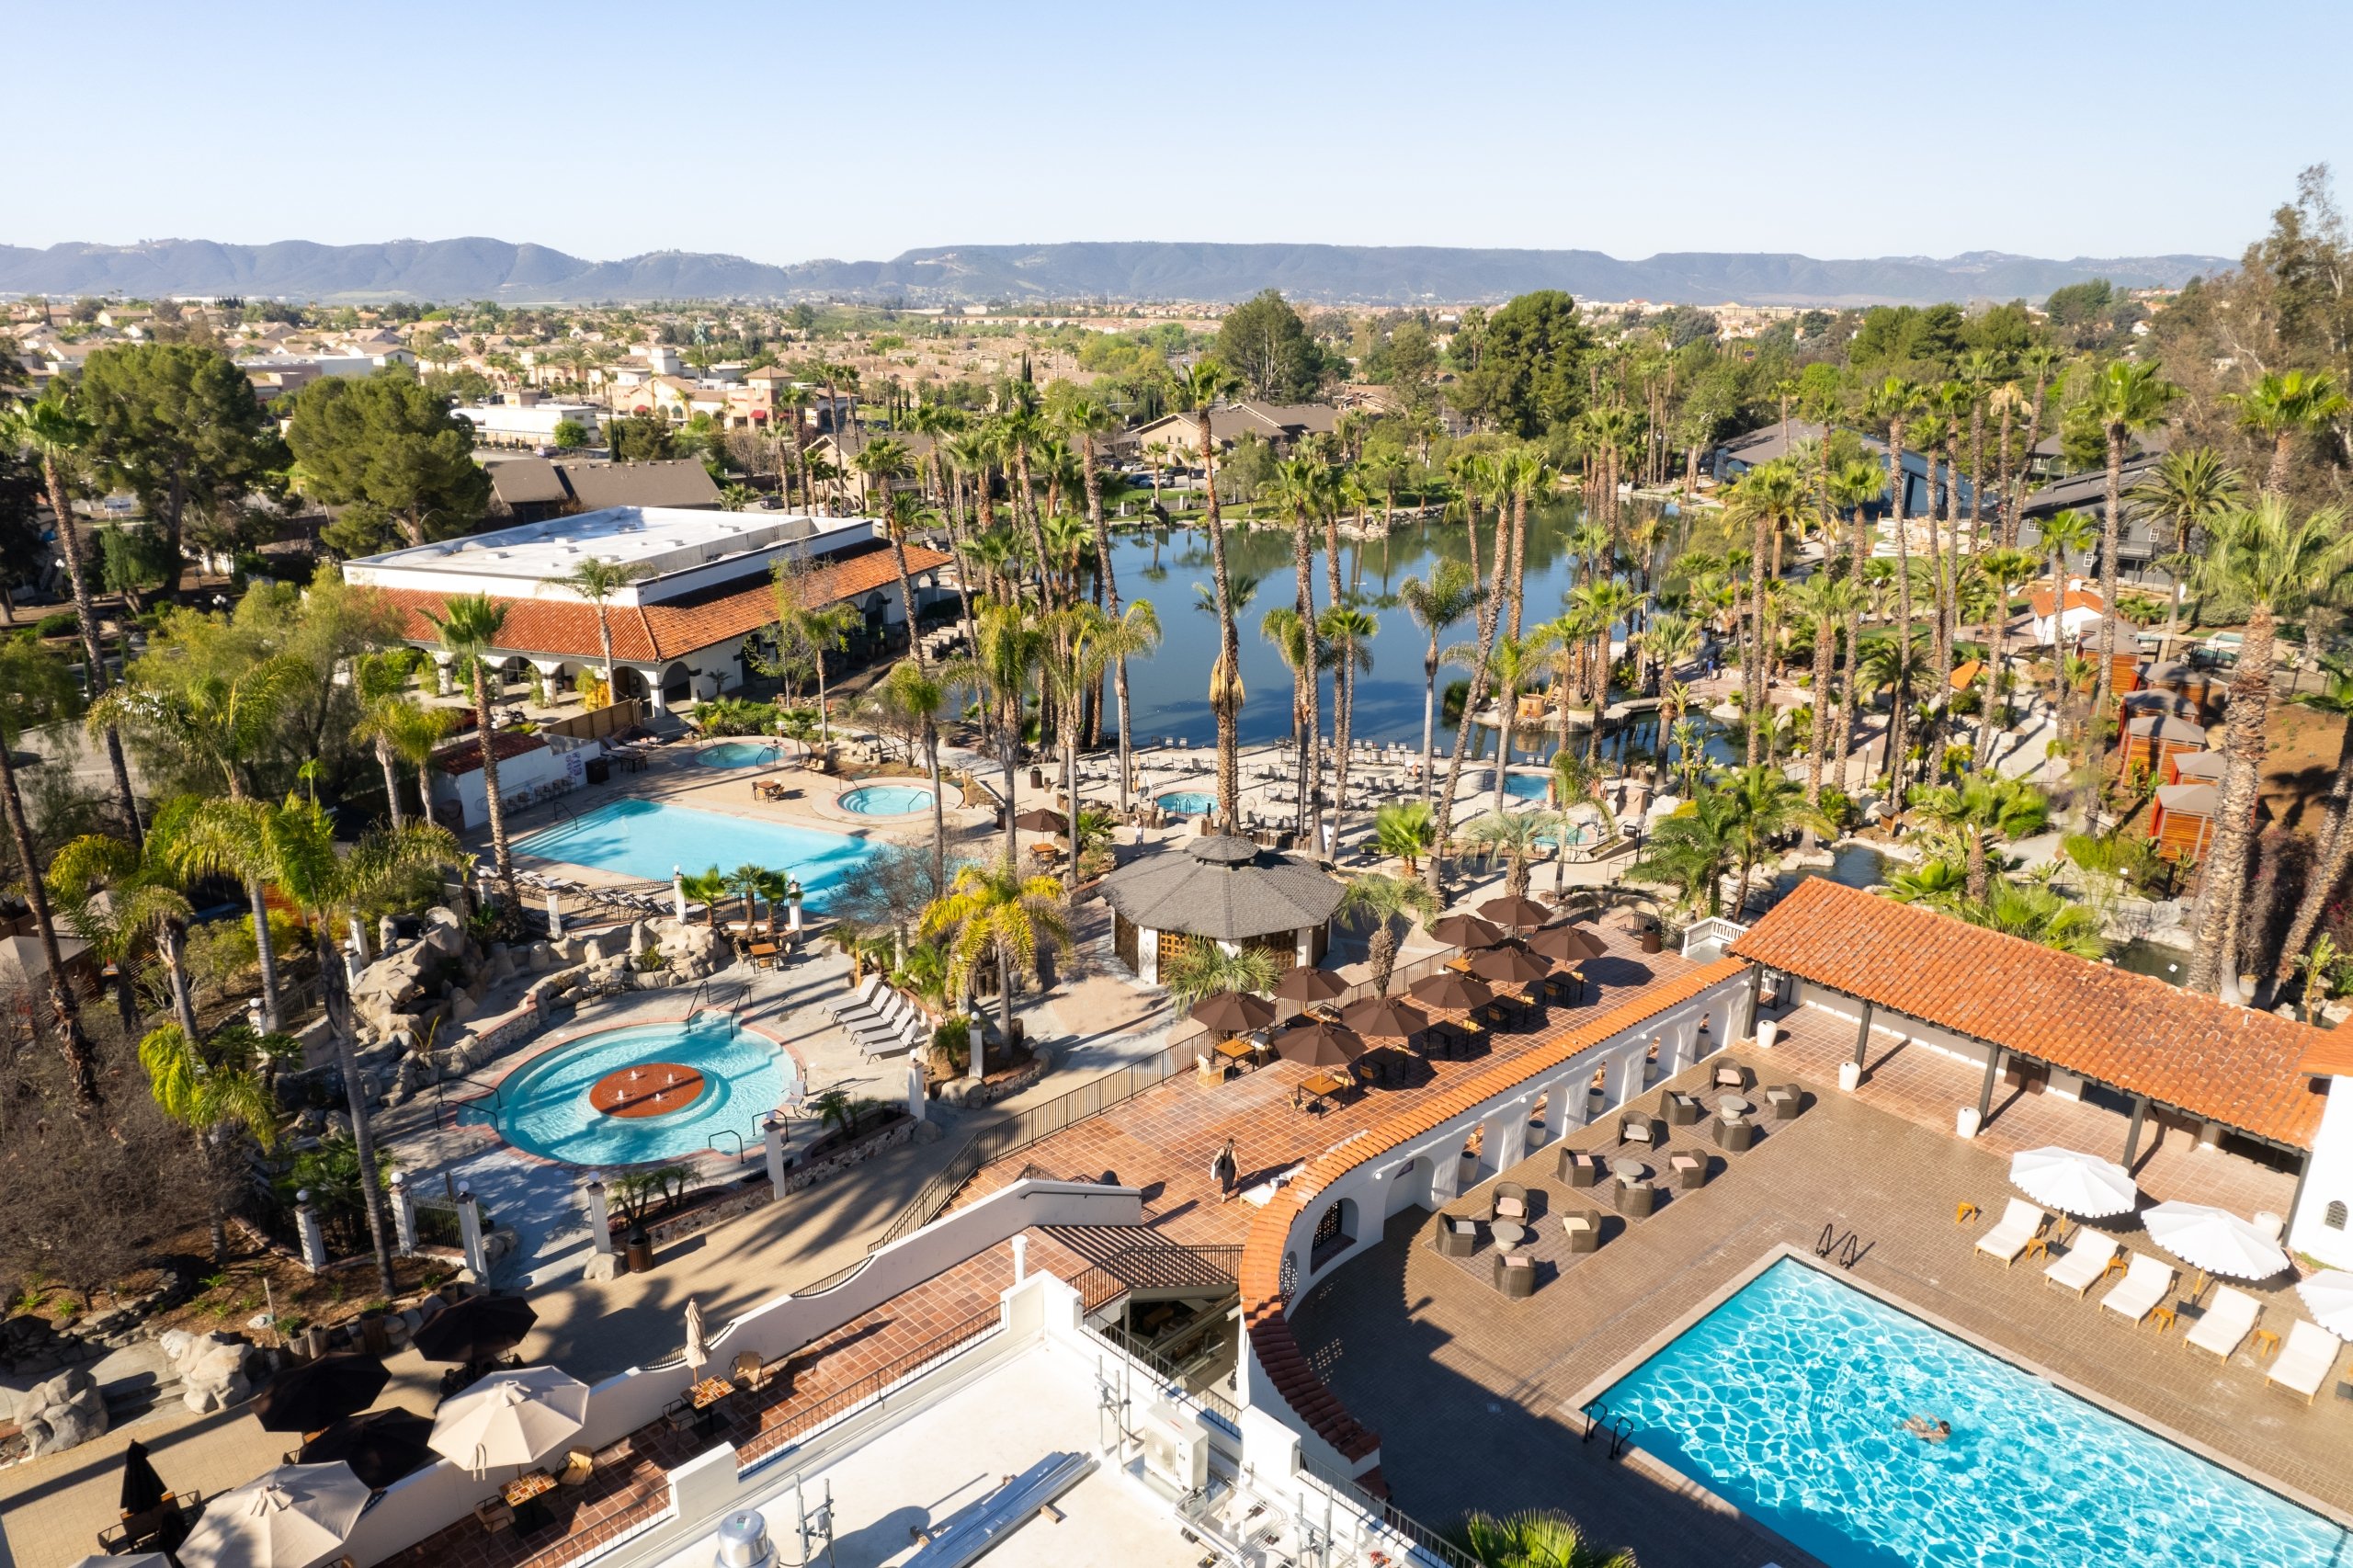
xmin=1099 ymin=835 xmax=1344 ymax=942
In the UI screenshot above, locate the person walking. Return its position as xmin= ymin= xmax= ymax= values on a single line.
xmin=1211 ymin=1137 xmax=1239 ymax=1201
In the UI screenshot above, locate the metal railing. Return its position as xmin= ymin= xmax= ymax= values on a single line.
xmin=1065 ymin=1242 xmax=1242 ymax=1313
xmin=1299 ymin=1453 xmax=1490 ymax=1568
xmin=1080 ymin=1321 xmax=1242 ymax=1436
xmin=735 ymin=1303 xmax=1004 ymax=1471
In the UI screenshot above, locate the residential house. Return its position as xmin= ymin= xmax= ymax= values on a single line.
xmin=2015 ymin=455 xmax=2175 ymax=587
xmin=811 ymin=428 xmax=938 ymax=506
xmin=1707 ymin=419 xmax=1981 ymax=519
xmin=1115 ymin=401 xmax=1340 ymax=465
xmin=2026 ymin=576 xmax=2107 ymax=646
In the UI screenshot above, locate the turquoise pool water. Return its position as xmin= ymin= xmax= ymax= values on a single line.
xmin=838 ymin=784 xmax=935 ymax=815
xmin=698 ymin=741 xmax=782 ymax=768
xmin=461 ymin=1016 xmax=795 ymax=1166
xmin=1502 ymin=772 xmax=1550 ymax=801
xmin=1599 ymin=1257 xmax=2347 ymax=1568
xmin=517 ymin=799 xmax=875 ymax=909
xmin=1158 ymin=791 xmax=1214 ymax=814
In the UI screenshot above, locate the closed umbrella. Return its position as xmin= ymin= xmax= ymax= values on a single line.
xmin=428 ymin=1367 xmax=589 ymax=1476
xmin=1408 ymin=971 xmax=1494 ymax=1013
xmin=1429 ymin=914 xmax=1505 ymax=950
xmin=177 ymin=1463 xmax=369 ymax=1568
xmin=2006 ymin=1147 xmax=2138 ymax=1219
xmin=251 ymin=1352 xmax=391 ymax=1434
xmin=2295 ymin=1270 xmax=2353 ymax=1337
xmin=684 ymin=1297 xmax=709 ymax=1380
xmin=1478 ymin=894 xmax=1552 ymax=930
xmin=119 ymin=1438 xmax=169 ymax=1515
xmin=412 ymin=1292 xmax=539 ymax=1365
xmin=1470 ymin=944 xmax=1551 ymax=989
xmin=1273 ymin=1019 xmax=1366 ymax=1068
xmin=1526 ymin=923 xmax=1608 ymax=965
xmin=1189 ymin=990 xmax=1278 ymax=1035
xmin=2141 ymin=1200 xmax=2290 ymax=1281
xmin=1340 ymin=994 xmax=1428 ymax=1039
xmin=1274 ymin=965 xmax=1348 ymax=1006
xmin=298 ymin=1408 xmax=437 ymax=1491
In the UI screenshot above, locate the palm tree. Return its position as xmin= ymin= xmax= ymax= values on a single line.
xmin=1176 ymin=358 xmax=1246 ymax=827
xmin=1786 ymin=574 xmax=1863 ymax=803
xmin=920 ymin=858 xmax=1072 ymax=1078
xmin=135 ymin=1018 xmax=279 ymax=1262
xmin=1724 ymin=459 xmax=1805 ymax=763
xmin=2279 ymin=654 xmax=2353 ymax=982
xmin=3 ymin=396 xmax=144 ymax=846
xmin=1720 ymin=764 xmax=1831 ymax=915
xmin=2184 ymin=497 xmax=2353 ymax=995
xmin=1971 ymin=547 xmax=2040 ymax=771
xmin=1633 ymin=790 xmax=1741 ymax=916
xmin=946 ymin=602 xmax=1049 ymax=867
xmin=1336 ymin=872 xmax=1438 ymax=997
xmin=2083 ymin=359 xmax=2177 ymax=717
xmin=50 ymin=817 xmax=205 ymax=1046
xmin=543 ymin=556 xmax=644 ymax=696
xmin=1864 ymin=376 xmax=1928 ymax=749
xmin=1824 ymin=457 xmax=1887 ymax=789
xmin=1461 ymin=809 xmax=1560 ymax=900
xmin=881 ymin=490 xmax=930 ymax=663
xmin=1482 ymin=630 xmax=1556 ymax=813
xmin=1318 ymin=601 xmax=1378 ymax=851
xmin=0 ymin=640 xmax=101 ymax=1107
xmin=1430 ymin=455 xmax=1511 ymax=894
xmin=1971 ymin=877 xmax=2106 ymax=959
xmin=1954 ymin=348 xmax=2004 ymax=552
xmin=1269 ymin=456 xmax=1329 ymax=834
xmin=2225 ymin=369 xmax=2348 ymax=496
xmin=680 ymin=866 xmax=729 ymax=928
xmin=1905 ymin=777 xmax=2048 ymax=903
xmin=2031 ymin=507 xmax=2100 ymax=745
xmin=1158 ymin=942 xmax=1279 ymax=1011
xmin=881 ymin=659 xmax=951 ymax=888
xmin=769 ymin=576 xmax=861 ymax=746
xmin=2127 ymin=448 xmax=2241 ymax=655
xmin=1261 ymin=606 xmax=1319 ymax=837
xmin=350 ymin=653 xmax=426 ymax=829
xmin=1459 ymin=1510 xmax=1632 ymax=1568
xmin=420 ymin=594 xmax=518 ymax=903
xmin=1397 ymin=561 xmax=1482 ymax=805
xmin=1373 ymin=800 xmax=1436 ymax=876
xmin=1886 ymin=855 xmax=1969 ymax=912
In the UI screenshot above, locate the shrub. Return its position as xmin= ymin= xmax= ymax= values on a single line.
xmin=694 ymin=696 xmax=777 ymax=736
xmin=34 ymin=611 xmax=76 ymax=640
xmin=1816 ymin=786 xmax=1859 ymax=835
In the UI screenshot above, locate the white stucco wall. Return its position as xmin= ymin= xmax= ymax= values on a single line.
xmin=2289 ymin=1076 xmax=2353 ymax=1271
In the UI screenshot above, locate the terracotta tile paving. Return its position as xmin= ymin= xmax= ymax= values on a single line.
xmin=1290 ymin=1053 xmax=2353 ymax=1568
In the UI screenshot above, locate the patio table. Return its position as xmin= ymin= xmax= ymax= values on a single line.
xmin=1213 ymin=1038 xmax=1256 ymax=1072
xmin=1611 ymin=1158 xmax=1650 ymax=1184
xmin=1718 ymin=1095 xmax=1754 ymax=1119
xmin=1490 ymin=1220 xmax=1528 ymax=1249
xmin=503 ymin=1469 xmax=556 ymax=1532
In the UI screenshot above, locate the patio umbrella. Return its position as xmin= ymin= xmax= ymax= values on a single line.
xmin=2294 ymin=1271 xmax=2353 ymax=1337
xmin=2141 ymin=1200 xmax=2290 ymax=1281
xmin=428 ymin=1367 xmax=589 ymax=1476
xmin=1273 ymin=1019 xmax=1367 ymax=1069
xmin=411 ymin=1292 xmax=539 ymax=1365
xmin=250 ymin=1351 xmax=392 ymax=1434
xmin=684 ymin=1297 xmax=709 ymax=1379
xmin=1478 ymin=894 xmax=1552 ymax=930
xmin=1408 ymin=971 xmax=1495 ymax=1013
xmin=2006 ymin=1146 xmax=2139 ymax=1219
xmin=298 ymin=1408 xmax=437 ymax=1491
xmin=1340 ymin=994 xmax=1429 ymax=1039
xmin=1526 ymin=923 xmax=1608 ymax=965
xmin=177 ymin=1463 xmax=369 ymax=1568
xmin=119 ymin=1438 xmax=169 ymax=1515
xmin=70 ymin=1557 xmax=170 ymax=1568
xmin=1190 ymin=989 xmax=1278 ymax=1035
xmin=1470 ymin=944 xmax=1552 ymax=989
xmin=1274 ymin=964 xmax=1349 ymax=1006
xmin=1428 ymin=914 xmax=1505 ymax=950
xmin=1012 ymin=807 xmax=1068 ymax=835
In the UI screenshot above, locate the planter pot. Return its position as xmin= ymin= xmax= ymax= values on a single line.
xmin=359 ymin=1307 xmax=390 ymax=1357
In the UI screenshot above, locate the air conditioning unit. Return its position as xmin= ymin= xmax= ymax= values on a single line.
xmin=1140 ymin=1400 xmax=1211 ymax=1491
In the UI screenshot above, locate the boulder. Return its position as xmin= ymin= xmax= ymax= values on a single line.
xmin=159 ymin=1328 xmax=252 ymax=1415
xmin=17 ymin=1366 xmax=107 ymax=1456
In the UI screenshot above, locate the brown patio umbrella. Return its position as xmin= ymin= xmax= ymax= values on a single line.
xmin=1273 ymin=1019 xmax=1367 ymax=1068
xmin=1012 ymin=807 xmax=1068 ymax=835
xmin=1190 ymin=989 xmax=1278 ymax=1035
xmin=251 ymin=1352 xmax=391 ymax=1435
xmin=410 ymin=1292 xmax=538 ymax=1365
xmin=1478 ymin=894 xmax=1553 ymax=930
xmin=1274 ymin=964 xmax=1349 ymax=1006
xmin=297 ymin=1409 xmax=437 ymax=1492
xmin=1408 ymin=971 xmax=1495 ymax=1012
xmin=1428 ymin=914 xmax=1506 ymax=950
xmin=1470 ymin=944 xmax=1552 ymax=988
xmin=1340 ymin=994 xmax=1429 ymax=1039
xmin=1526 ymin=923 xmax=1609 ymax=964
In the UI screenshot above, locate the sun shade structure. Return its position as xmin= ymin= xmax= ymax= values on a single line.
xmin=1274 ymin=964 xmax=1350 ymax=1006
xmin=1525 ymin=923 xmax=1609 ymax=965
xmin=2294 ymin=1271 xmax=2353 ymax=1337
xmin=1190 ymin=990 xmax=1279 ymax=1034
xmin=1469 ymin=944 xmax=1552 ymax=988
xmin=411 ymin=1292 xmax=540 ymax=1364
xmin=1408 ymin=971 xmax=1495 ymax=1012
xmin=1428 ymin=914 xmax=1506 ymax=950
xmin=684 ymin=1297 xmax=709 ymax=1377
xmin=1477 ymin=894 xmax=1552 ymax=929
xmin=2141 ymin=1201 xmax=2290 ymax=1280
xmin=1273 ymin=1020 xmax=1367 ymax=1068
xmin=298 ymin=1408 xmax=438 ymax=1491
xmin=119 ymin=1439 xmax=169 ymax=1515
xmin=250 ymin=1352 xmax=391 ymax=1434
xmin=1011 ymin=807 xmax=1068 ymax=834
xmin=428 ymin=1367 xmax=590 ymax=1475
xmin=1099 ymin=835 xmax=1344 ymax=986
xmin=176 ymin=1463 xmax=369 ymax=1568
xmin=1340 ymin=995 xmax=1429 ymax=1039
xmin=2007 ymin=1146 xmax=2139 ymax=1219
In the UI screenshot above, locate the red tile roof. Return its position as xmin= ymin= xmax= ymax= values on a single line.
xmin=2030 ymin=584 xmax=2105 ymax=619
xmin=1237 ymin=957 xmax=1750 ymax=1464
xmin=1730 ymin=879 xmax=2330 ymax=1148
xmin=362 ymin=542 xmax=951 ymax=665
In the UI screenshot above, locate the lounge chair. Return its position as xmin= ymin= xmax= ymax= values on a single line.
xmin=1973 ymin=1198 xmax=2048 ymax=1266
xmin=2044 ymin=1234 xmax=2122 ymax=1296
xmin=1561 ymin=1212 xmax=1599 ymax=1253
xmin=1493 ymin=1252 xmax=1536 ymax=1298
xmin=2100 ymin=1253 xmax=2177 ymax=1325
xmin=1617 ymin=1113 xmax=1665 ymax=1149
xmin=840 ymin=995 xmax=911 ymax=1037
xmin=827 ymin=976 xmax=888 ymax=1021
xmin=1491 ymin=1182 xmax=1529 ymax=1223
xmin=2186 ymin=1287 xmax=2263 ymax=1360
xmin=1711 ymin=1062 xmax=1755 ymax=1092
xmin=860 ymin=1017 xmax=926 ymax=1059
xmin=2266 ymin=1321 xmax=2344 ymax=1403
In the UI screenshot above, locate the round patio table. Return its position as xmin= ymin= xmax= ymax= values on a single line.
xmin=1718 ymin=1096 xmax=1754 ymax=1119
xmin=1611 ymin=1159 xmax=1650 ymax=1184
xmin=1490 ymin=1220 xmax=1528 ymax=1249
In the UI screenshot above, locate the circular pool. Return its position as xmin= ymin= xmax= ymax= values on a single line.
xmin=464 ymin=1017 xmax=795 ymax=1165
xmin=699 ymin=742 xmax=782 ymax=768
xmin=1157 ymin=790 xmax=1215 ymax=815
xmin=1503 ymin=772 xmax=1552 ymax=801
xmin=838 ymin=783 xmax=936 ymax=816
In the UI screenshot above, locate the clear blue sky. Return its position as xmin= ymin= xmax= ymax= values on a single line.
xmin=15 ymin=0 xmax=2347 ymax=264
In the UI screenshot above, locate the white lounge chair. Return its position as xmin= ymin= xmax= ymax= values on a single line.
xmin=835 ymin=990 xmax=905 ymax=1032
xmin=2266 ymin=1320 xmax=2344 ymax=1403
xmin=1974 ymin=1199 xmax=2048 ymax=1267
xmin=847 ymin=999 xmax=915 ymax=1043
xmin=2044 ymin=1235 xmax=2122 ymax=1296
xmin=2185 ymin=1287 xmax=2262 ymax=1359
xmin=827 ymin=976 xmax=888 ymax=1021
xmin=2100 ymin=1253 xmax=2177 ymax=1325
xmin=861 ymin=1018 xmax=926 ymax=1060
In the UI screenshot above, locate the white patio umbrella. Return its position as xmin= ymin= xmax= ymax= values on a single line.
xmin=70 ymin=1557 xmax=170 ymax=1568
xmin=428 ymin=1367 xmax=590 ymax=1477
xmin=176 ymin=1463 xmax=369 ymax=1568
xmin=684 ymin=1297 xmax=709 ymax=1380
xmin=2295 ymin=1270 xmax=2353 ymax=1337
xmin=2141 ymin=1200 xmax=2291 ymax=1281
xmin=2007 ymin=1146 xmax=2139 ymax=1218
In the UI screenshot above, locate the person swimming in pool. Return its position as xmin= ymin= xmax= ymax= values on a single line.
xmin=1903 ymin=1415 xmax=1951 ymax=1444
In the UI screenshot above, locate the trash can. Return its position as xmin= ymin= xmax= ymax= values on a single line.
xmin=624 ymin=1226 xmax=653 ymax=1275
xmin=359 ymin=1307 xmax=390 ymax=1357
xmin=1639 ymin=926 xmax=1663 ymax=955
xmin=585 ymin=757 xmax=611 ymax=785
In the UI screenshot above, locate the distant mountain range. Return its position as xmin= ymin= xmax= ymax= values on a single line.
xmin=0 ymin=237 xmax=2234 ymax=307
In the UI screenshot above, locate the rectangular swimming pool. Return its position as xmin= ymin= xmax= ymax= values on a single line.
xmin=1597 ymin=1256 xmax=2347 ymax=1568
xmin=516 ymin=798 xmax=880 ymax=910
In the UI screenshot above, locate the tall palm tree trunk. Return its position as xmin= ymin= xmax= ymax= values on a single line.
xmin=318 ymin=932 xmax=397 ymax=1298
xmin=2278 ymin=719 xmax=2353 ymax=980
xmin=0 ymin=740 xmax=100 ymax=1108
xmin=40 ymin=457 xmax=143 ymax=850
xmin=1201 ymin=418 xmax=1243 ymax=831
xmin=375 ymin=736 xmax=406 ymax=832
xmin=1430 ymin=506 xmax=1509 ymax=897
xmin=1805 ymin=615 xmax=1834 ymax=804
xmin=2186 ymin=605 xmax=2277 ymax=996
xmin=471 ymin=665 xmax=516 ymax=900
xmin=1324 ymin=506 xmax=1353 ymax=860
xmin=2006 ymin=369 xmax=2051 ymax=549
xmin=2094 ymin=428 xmax=2127 ymax=723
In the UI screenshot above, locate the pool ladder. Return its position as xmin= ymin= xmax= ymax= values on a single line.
xmin=1817 ymin=1221 xmax=1870 ymax=1270
xmin=1578 ymin=1400 xmax=1635 ymax=1460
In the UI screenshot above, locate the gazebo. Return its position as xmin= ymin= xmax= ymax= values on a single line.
xmin=1100 ymin=835 xmax=1345 ymax=986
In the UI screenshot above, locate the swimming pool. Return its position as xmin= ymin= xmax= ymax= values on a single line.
xmin=838 ymin=783 xmax=935 ymax=815
xmin=698 ymin=741 xmax=782 ymax=768
xmin=517 ymin=799 xmax=877 ymax=909
xmin=461 ymin=1016 xmax=796 ymax=1166
xmin=1597 ymin=1256 xmax=2347 ymax=1568
xmin=1158 ymin=791 xmax=1214 ymax=815
xmin=1502 ymin=772 xmax=1550 ymax=801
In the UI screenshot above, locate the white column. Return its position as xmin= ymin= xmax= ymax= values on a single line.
xmin=641 ymin=668 xmax=668 ymax=715
xmin=1477 ymin=1111 xmax=1513 ymax=1180
xmin=390 ymin=1169 xmax=419 ymax=1256
xmin=672 ymin=866 xmax=688 ymax=921
xmin=787 ymin=892 xmax=803 ymax=935
xmin=1541 ymin=1072 xmax=1584 ymax=1138
xmin=1296 ymin=928 xmax=1312 ymax=968
xmin=1140 ymin=927 xmax=1160 ymax=988
xmin=348 ymin=915 xmax=371 ymax=964
xmin=906 ymin=1062 xmax=927 ymax=1121
xmin=433 ymin=653 xmax=455 ymax=696
xmin=585 ymin=1180 xmax=614 ymax=1260
xmin=1491 ymin=1099 xmax=1530 ymax=1174
xmin=1605 ymin=1051 xmax=1642 ymax=1109
xmin=764 ymin=1117 xmax=790 ymax=1198
xmin=294 ymin=1190 xmax=328 ymax=1273
xmin=1010 ymin=1233 xmax=1029 ymax=1285
xmin=1428 ymin=1139 xmax=1462 ymax=1204
xmin=458 ymin=1191 xmax=489 ymax=1278
xmin=545 ymin=891 xmax=564 ymax=938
